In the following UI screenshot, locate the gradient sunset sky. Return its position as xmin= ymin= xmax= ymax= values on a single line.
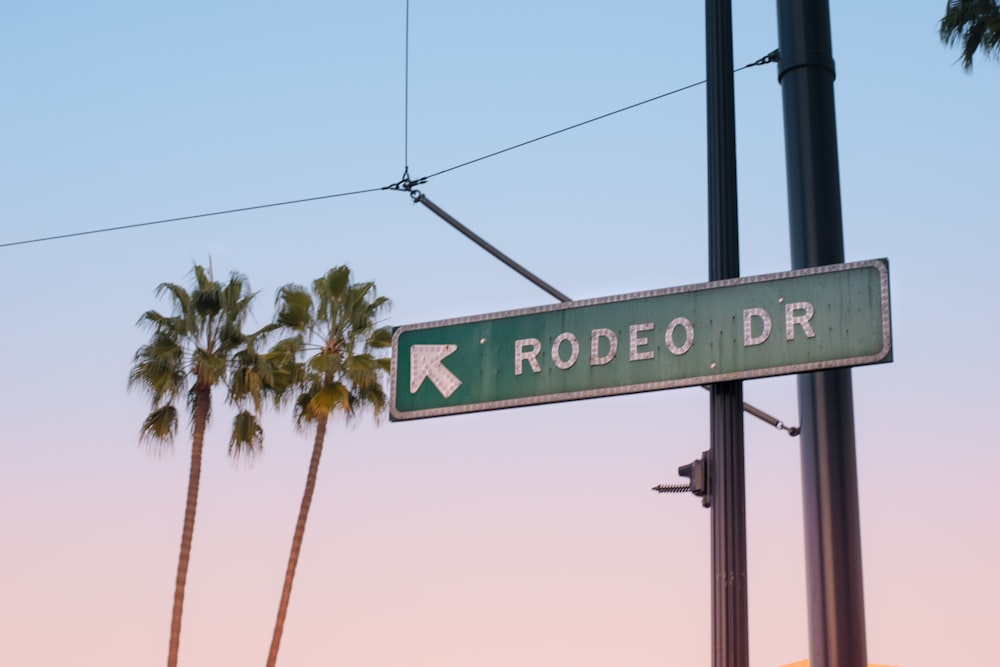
xmin=2 ymin=1 xmax=998 ymax=666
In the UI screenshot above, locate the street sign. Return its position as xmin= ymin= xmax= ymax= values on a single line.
xmin=390 ymin=259 xmax=891 ymax=421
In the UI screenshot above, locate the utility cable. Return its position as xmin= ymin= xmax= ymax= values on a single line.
xmin=0 ymin=187 xmax=385 ymax=249
xmin=403 ymin=0 xmax=411 ymax=176
xmin=3 ymin=51 xmax=778 ymax=250
xmin=2 ymin=78 xmax=710 ymax=249
xmin=407 ymin=51 xmax=777 ymax=184
xmin=414 ymin=79 xmax=707 ymax=182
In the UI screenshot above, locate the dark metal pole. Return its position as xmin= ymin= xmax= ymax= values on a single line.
xmin=775 ymin=2 xmax=867 ymax=666
xmin=412 ymin=192 xmax=572 ymax=303
xmin=706 ymin=0 xmax=748 ymax=665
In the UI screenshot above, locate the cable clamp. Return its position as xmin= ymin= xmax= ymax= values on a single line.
xmin=386 ymin=172 xmax=428 ymax=194
xmin=748 ymin=49 xmax=779 ymax=68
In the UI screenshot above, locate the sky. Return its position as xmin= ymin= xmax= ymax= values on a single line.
xmin=1 ymin=1 xmax=998 ymax=666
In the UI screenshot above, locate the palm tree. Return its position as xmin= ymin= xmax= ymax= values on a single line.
xmin=940 ymin=0 xmax=1000 ymax=70
xmin=129 ymin=264 xmax=267 ymax=667
xmin=265 ymin=266 xmax=392 ymax=667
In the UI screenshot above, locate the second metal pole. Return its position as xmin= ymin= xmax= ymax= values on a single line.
xmin=776 ymin=2 xmax=868 ymax=666
xmin=706 ymin=0 xmax=749 ymax=665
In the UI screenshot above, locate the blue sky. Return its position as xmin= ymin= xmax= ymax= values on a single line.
xmin=2 ymin=2 xmax=998 ymax=666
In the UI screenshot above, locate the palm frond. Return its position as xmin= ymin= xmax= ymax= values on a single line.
xmin=247 ymin=321 xmax=281 ymax=344
xmin=308 ymin=352 xmax=345 ymax=376
xmin=191 ymin=348 xmax=229 ymax=387
xmin=136 ymin=309 xmax=185 ymax=336
xmin=345 ymin=353 xmax=381 ymax=384
xmin=275 ymin=284 xmax=314 ymax=335
xmin=309 ymin=382 xmax=352 ymax=417
xmin=940 ymin=0 xmax=1000 ymax=69
xmin=154 ymin=281 xmax=193 ymax=323
xmin=229 ymin=344 xmax=272 ymax=413
xmin=369 ymin=326 xmax=392 ymax=349
xmin=129 ymin=332 xmax=186 ymax=405
xmin=354 ymin=381 xmax=388 ymax=419
xmin=264 ymin=336 xmax=307 ymax=403
xmin=229 ymin=410 xmax=265 ymax=462
xmin=192 ymin=287 xmax=222 ymax=320
xmin=139 ymin=404 xmax=179 ymax=448
xmin=292 ymin=389 xmax=318 ymax=429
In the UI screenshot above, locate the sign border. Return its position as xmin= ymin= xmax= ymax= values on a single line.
xmin=390 ymin=259 xmax=891 ymax=421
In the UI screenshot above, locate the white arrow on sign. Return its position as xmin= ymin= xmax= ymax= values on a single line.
xmin=410 ymin=344 xmax=462 ymax=399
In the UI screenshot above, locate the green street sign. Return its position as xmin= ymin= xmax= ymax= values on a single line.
xmin=390 ymin=259 xmax=891 ymax=421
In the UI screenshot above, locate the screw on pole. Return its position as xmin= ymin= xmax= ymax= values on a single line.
xmin=653 ymin=450 xmax=711 ymax=508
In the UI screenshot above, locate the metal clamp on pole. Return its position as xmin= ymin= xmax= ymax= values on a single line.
xmin=740 ymin=400 xmax=800 ymax=436
xmin=653 ymin=450 xmax=711 ymax=508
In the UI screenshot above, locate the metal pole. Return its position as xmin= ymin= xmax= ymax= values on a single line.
xmin=775 ymin=2 xmax=867 ymax=666
xmin=412 ymin=192 xmax=572 ymax=303
xmin=706 ymin=0 xmax=748 ymax=665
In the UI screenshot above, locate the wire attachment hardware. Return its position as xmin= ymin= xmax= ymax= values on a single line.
xmin=747 ymin=49 xmax=780 ymax=68
xmin=385 ymin=172 xmax=428 ymax=195
xmin=738 ymin=397 xmax=800 ymax=437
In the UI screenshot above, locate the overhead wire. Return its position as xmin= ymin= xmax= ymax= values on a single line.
xmin=416 ymin=78 xmax=709 ymax=182
xmin=0 ymin=187 xmax=384 ymax=249
xmin=403 ymin=0 xmax=411 ymax=177
xmin=410 ymin=53 xmax=776 ymax=183
xmin=1 ymin=48 xmax=776 ymax=250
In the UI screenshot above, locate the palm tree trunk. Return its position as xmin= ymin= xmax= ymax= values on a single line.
xmin=266 ymin=414 xmax=329 ymax=667
xmin=167 ymin=385 xmax=210 ymax=667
